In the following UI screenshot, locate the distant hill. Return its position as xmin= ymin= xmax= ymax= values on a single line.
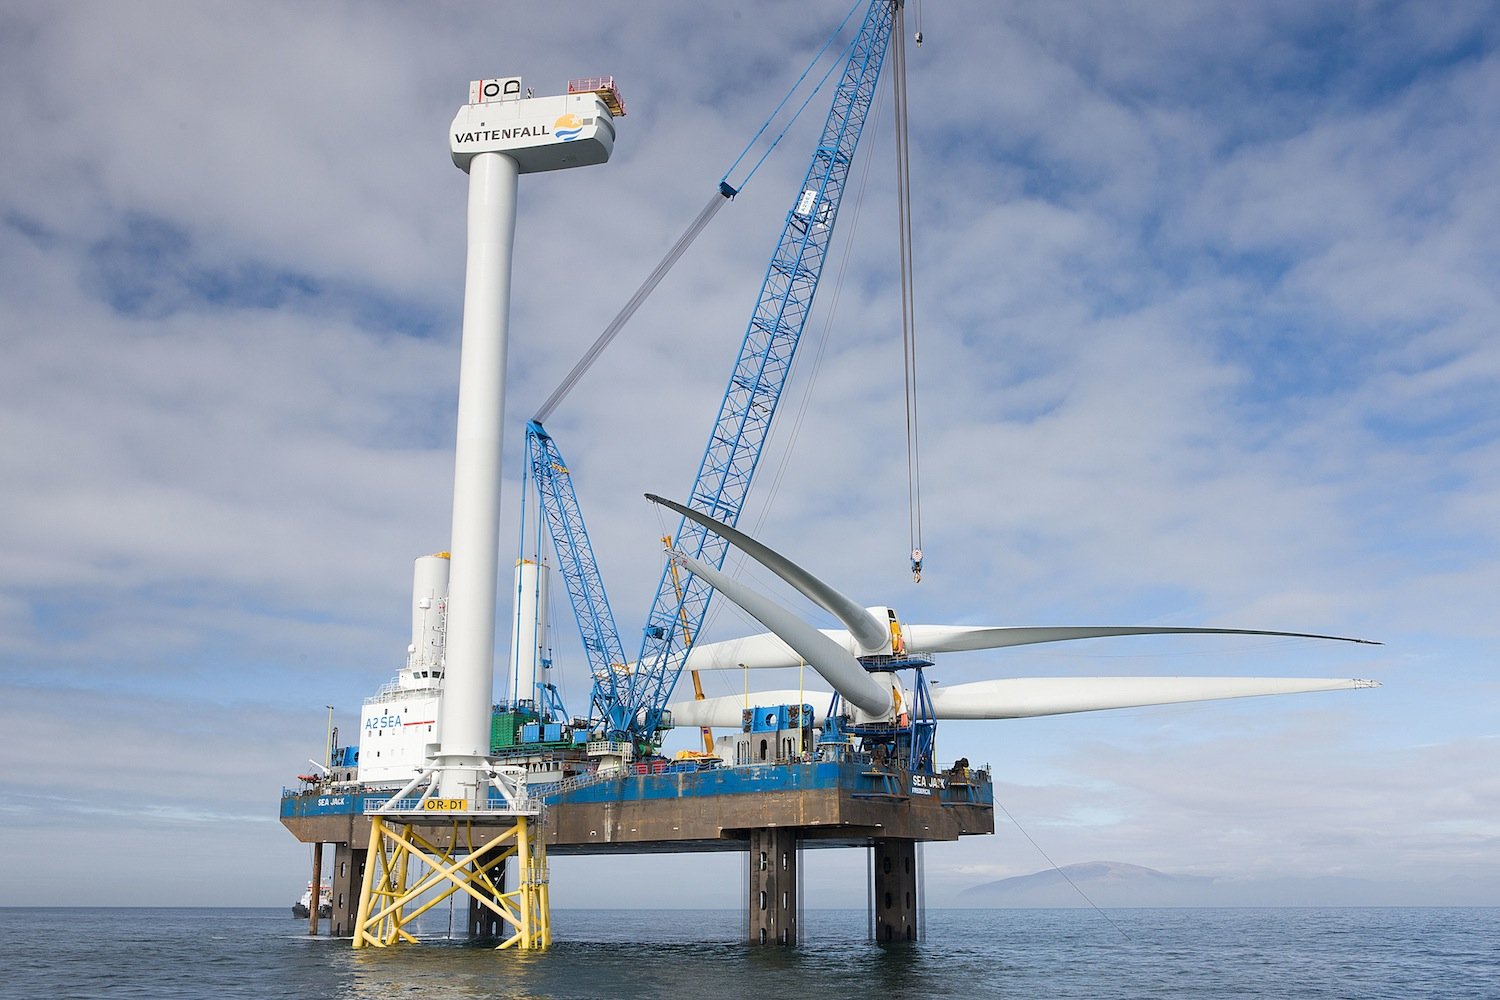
xmin=956 ymin=862 xmax=1500 ymax=908
xmin=959 ymin=861 xmax=1216 ymax=908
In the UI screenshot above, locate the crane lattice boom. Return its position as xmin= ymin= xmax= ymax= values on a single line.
xmin=524 ymin=421 xmax=628 ymax=727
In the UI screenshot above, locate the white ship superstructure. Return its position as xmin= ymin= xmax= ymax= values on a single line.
xmin=357 ymin=553 xmax=450 ymax=785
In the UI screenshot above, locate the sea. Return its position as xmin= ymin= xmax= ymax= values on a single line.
xmin=4 ymin=906 xmax=1496 ymax=1000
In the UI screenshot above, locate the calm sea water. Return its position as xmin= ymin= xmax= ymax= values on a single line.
xmin=3 ymin=906 xmax=1496 ymax=1000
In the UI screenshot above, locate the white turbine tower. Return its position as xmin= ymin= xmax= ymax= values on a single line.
xmin=434 ymin=76 xmax=622 ymax=802
xmin=350 ymin=76 xmax=625 ymax=955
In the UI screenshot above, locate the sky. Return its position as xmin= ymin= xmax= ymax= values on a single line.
xmin=1 ymin=0 xmax=1497 ymax=910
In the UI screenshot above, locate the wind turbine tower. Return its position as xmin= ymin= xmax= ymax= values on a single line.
xmin=438 ymin=76 xmax=620 ymax=801
xmin=347 ymin=76 xmax=623 ymax=951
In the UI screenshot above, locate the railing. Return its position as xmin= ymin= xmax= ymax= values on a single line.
xmin=530 ymin=755 xmax=723 ymax=800
xmin=362 ymin=793 xmax=541 ymax=817
xmin=530 ymin=768 xmax=623 ymax=799
xmin=567 ymin=77 xmax=626 ymax=116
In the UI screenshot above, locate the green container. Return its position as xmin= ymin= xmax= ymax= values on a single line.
xmin=491 ymin=712 xmax=519 ymax=749
xmin=490 ymin=709 xmax=539 ymax=751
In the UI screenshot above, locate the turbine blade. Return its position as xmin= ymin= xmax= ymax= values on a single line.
xmin=928 ymin=675 xmax=1380 ymax=720
xmin=685 ymin=629 xmax=853 ymax=671
xmin=647 ymin=493 xmax=889 ymax=653
xmin=682 ymin=623 xmax=1379 ymax=670
xmin=669 ymin=550 xmax=891 ymax=716
xmin=906 ymin=624 xmax=1380 ymax=654
xmin=668 ymin=689 xmax=833 ymax=729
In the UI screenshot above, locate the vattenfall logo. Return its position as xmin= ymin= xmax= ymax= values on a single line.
xmin=453 ymin=124 xmax=549 ymax=144
xmin=553 ymin=113 xmax=583 ymax=141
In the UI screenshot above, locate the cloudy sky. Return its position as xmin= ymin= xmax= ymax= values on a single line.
xmin=3 ymin=0 xmax=1497 ymax=909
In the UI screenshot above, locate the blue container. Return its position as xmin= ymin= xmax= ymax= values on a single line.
xmin=521 ymin=723 xmax=542 ymax=743
xmin=544 ymin=723 xmax=563 ymax=742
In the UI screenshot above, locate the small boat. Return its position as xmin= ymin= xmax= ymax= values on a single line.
xmin=292 ymin=881 xmax=332 ymax=919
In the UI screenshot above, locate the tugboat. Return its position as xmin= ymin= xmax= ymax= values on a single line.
xmin=291 ymin=881 xmax=332 ymax=919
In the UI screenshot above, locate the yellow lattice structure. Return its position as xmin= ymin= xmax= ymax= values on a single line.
xmin=353 ymin=813 xmax=550 ymax=950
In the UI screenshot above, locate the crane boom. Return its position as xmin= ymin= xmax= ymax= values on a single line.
xmin=523 ymin=420 xmax=629 ymax=727
xmin=623 ymin=0 xmax=899 ymax=741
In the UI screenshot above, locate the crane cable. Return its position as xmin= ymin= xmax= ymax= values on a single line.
xmin=892 ymin=1 xmax=925 ymax=582
xmin=532 ymin=183 xmax=733 ymax=425
xmin=533 ymin=2 xmax=865 ymax=426
xmin=721 ymin=0 xmax=866 ymax=193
